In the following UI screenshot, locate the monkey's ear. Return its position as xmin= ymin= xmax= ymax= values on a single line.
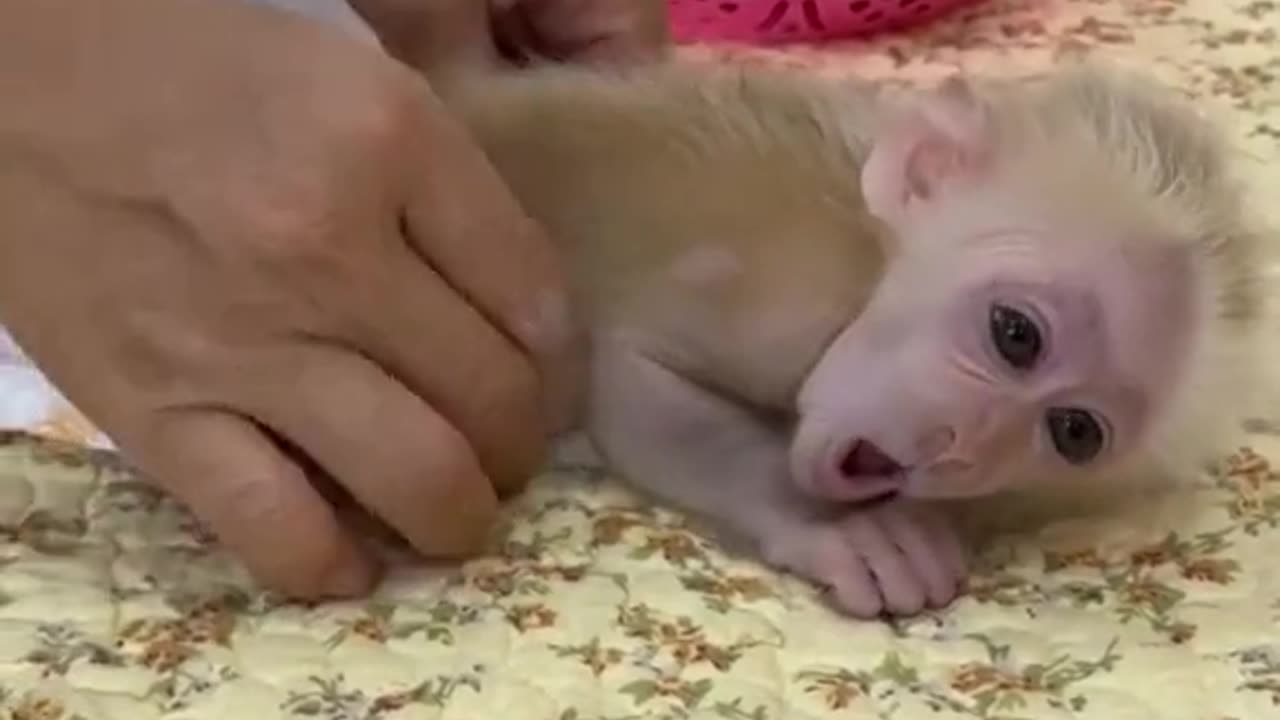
xmin=861 ymin=76 xmax=993 ymax=225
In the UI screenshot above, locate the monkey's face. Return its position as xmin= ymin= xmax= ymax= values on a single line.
xmin=783 ymin=70 xmax=1220 ymax=505
xmin=789 ymin=228 xmax=1199 ymax=505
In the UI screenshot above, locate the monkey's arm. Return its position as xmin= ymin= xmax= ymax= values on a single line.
xmin=588 ymin=335 xmax=968 ymax=618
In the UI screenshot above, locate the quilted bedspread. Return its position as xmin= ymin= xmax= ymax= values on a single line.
xmin=2 ymin=0 xmax=1279 ymax=718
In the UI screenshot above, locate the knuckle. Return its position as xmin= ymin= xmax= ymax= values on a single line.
xmin=204 ymin=469 xmax=296 ymax=528
xmin=240 ymin=184 xmax=339 ymax=259
xmin=108 ymin=313 xmax=223 ymax=400
xmin=345 ymin=101 xmax=404 ymax=150
xmin=342 ymin=79 xmax=421 ymax=150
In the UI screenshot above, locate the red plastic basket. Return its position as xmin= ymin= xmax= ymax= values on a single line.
xmin=670 ymin=0 xmax=982 ymax=44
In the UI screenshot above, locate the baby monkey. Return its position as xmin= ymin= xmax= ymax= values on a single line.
xmin=240 ymin=0 xmax=1274 ymax=621
xmin=451 ymin=62 xmax=1273 ymax=618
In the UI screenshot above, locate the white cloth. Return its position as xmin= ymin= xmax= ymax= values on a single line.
xmin=0 ymin=328 xmax=112 ymax=448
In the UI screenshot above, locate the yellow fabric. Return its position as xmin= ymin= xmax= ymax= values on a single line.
xmin=2 ymin=1 xmax=1278 ymax=717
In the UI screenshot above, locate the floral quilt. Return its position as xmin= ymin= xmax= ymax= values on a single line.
xmin=1 ymin=1 xmax=1278 ymax=718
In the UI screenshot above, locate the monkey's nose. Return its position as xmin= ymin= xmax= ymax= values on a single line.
xmin=916 ymin=426 xmax=957 ymax=464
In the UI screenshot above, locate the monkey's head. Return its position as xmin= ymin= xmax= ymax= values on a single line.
xmin=790 ymin=66 xmax=1272 ymax=505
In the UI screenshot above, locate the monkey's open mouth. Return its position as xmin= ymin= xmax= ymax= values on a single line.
xmin=841 ymin=440 xmax=903 ymax=478
xmin=816 ymin=438 xmax=905 ymax=503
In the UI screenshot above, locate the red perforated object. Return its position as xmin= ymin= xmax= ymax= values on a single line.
xmin=669 ymin=0 xmax=981 ymax=44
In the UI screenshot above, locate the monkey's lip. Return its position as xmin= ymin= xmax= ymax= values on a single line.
xmin=813 ymin=438 xmax=906 ymax=503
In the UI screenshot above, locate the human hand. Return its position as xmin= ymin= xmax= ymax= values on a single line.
xmin=0 ymin=0 xmax=568 ymax=598
xmin=350 ymin=0 xmax=671 ymax=75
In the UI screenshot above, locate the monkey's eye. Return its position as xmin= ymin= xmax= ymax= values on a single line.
xmin=989 ymin=304 xmax=1042 ymax=370
xmin=1045 ymin=407 xmax=1105 ymax=465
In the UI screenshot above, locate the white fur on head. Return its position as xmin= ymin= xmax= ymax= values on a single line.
xmin=866 ymin=63 xmax=1277 ymax=496
xmin=981 ymin=63 xmax=1276 ymax=488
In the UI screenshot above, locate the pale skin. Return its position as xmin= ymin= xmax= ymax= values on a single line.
xmin=0 ymin=0 xmax=666 ymax=600
xmin=444 ymin=62 xmax=1271 ymax=618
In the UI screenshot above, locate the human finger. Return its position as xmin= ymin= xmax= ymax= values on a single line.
xmin=337 ymin=234 xmax=548 ymax=494
xmin=242 ymin=338 xmax=502 ymax=556
xmin=398 ymin=82 xmax=572 ymax=373
xmin=129 ymin=407 xmax=379 ymax=599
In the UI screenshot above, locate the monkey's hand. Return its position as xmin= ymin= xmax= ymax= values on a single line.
xmin=761 ymin=500 xmax=969 ymax=618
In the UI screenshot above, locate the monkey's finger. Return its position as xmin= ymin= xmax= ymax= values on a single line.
xmin=345 ymin=239 xmax=547 ymax=493
xmin=826 ymin=553 xmax=884 ymax=620
xmin=844 ymin=514 xmax=927 ymax=616
xmin=398 ymin=85 xmax=574 ymax=429
xmin=245 ymin=340 xmax=501 ymax=558
xmin=879 ymin=507 xmax=961 ymax=609
xmin=129 ymin=407 xmax=379 ymax=599
xmin=807 ymin=531 xmax=881 ymax=618
xmin=898 ymin=503 xmax=968 ymax=589
xmin=765 ymin=527 xmax=882 ymax=618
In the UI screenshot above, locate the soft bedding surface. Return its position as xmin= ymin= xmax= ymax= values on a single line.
xmin=1 ymin=1 xmax=1279 ymax=718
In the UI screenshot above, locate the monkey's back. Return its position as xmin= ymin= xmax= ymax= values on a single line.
xmin=452 ymin=63 xmax=890 ymax=406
